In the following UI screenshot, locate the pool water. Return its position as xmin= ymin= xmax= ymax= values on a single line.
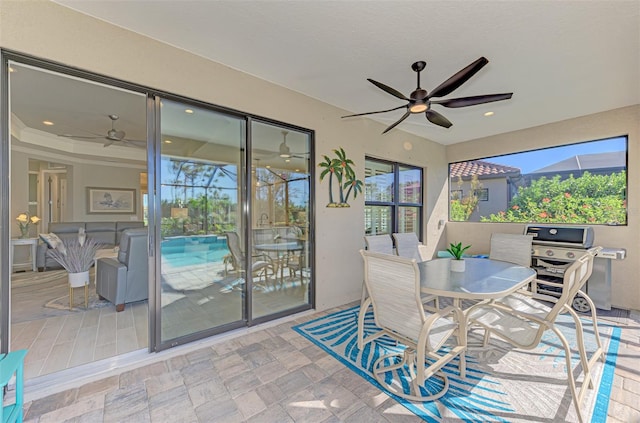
xmin=161 ymin=236 xmax=229 ymax=268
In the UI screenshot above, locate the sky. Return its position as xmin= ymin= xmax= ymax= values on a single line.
xmin=480 ymin=136 xmax=627 ymax=174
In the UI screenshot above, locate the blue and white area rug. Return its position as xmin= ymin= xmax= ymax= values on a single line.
xmin=293 ymin=305 xmax=620 ymax=422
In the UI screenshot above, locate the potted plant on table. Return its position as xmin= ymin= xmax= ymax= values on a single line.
xmin=47 ymin=236 xmax=104 ymax=309
xmin=446 ymin=242 xmax=471 ymax=272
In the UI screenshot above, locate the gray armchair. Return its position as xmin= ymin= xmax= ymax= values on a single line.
xmin=96 ymin=227 xmax=148 ymax=312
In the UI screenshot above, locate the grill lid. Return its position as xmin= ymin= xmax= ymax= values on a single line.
xmin=524 ymin=224 xmax=594 ymax=248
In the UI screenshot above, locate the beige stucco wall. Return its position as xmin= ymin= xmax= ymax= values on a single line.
xmin=2 ymin=1 xmax=637 ymax=312
xmin=0 ymin=0 xmax=448 ymax=311
xmin=445 ymin=105 xmax=640 ymax=311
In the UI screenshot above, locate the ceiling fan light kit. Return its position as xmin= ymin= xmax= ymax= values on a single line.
xmin=342 ymin=57 xmax=513 ymax=134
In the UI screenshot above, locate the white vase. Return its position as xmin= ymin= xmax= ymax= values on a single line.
xmin=68 ymin=270 xmax=90 ymax=288
xmin=450 ymin=259 xmax=466 ymax=272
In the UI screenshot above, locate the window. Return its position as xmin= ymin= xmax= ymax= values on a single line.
xmin=365 ymin=158 xmax=423 ymax=237
xmin=474 ymin=188 xmax=489 ymax=201
xmin=449 ymin=136 xmax=627 ymax=225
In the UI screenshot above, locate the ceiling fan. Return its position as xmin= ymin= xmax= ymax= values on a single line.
xmin=58 ymin=114 xmax=145 ymax=148
xmin=342 ymin=57 xmax=513 ymax=134
xmin=256 ymin=131 xmax=308 ymax=160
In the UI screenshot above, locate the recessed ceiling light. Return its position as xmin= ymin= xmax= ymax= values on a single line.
xmin=285 ymin=159 xmax=291 ymax=163
xmin=185 ymin=109 xmax=194 ymax=114
xmin=484 ymin=111 xmax=494 ymax=117
xmin=266 ymin=165 xmax=271 ymax=169
xmin=164 ymin=139 xmax=172 ymax=144
xmin=42 ymin=120 xmax=54 ymax=126
xmin=295 ymin=169 xmax=300 ymax=172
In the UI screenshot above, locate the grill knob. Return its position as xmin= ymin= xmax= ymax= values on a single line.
xmin=567 ymin=251 xmax=575 ymax=259
xmin=546 ymin=249 xmax=554 ymax=257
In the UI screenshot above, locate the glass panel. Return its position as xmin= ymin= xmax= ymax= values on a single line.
xmin=251 ymin=122 xmax=311 ymax=319
xmin=399 ymin=166 xmax=421 ymax=204
xmin=365 ymin=205 xmax=392 ymax=235
xmin=449 ymin=136 xmax=628 ymax=224
xmin=398 ymin=206 xmax=420 ymax=236
xmin=364 ymin=160 xmax=393 ymax=202
xmin=159 ymin=99 xmax=245 ymax=341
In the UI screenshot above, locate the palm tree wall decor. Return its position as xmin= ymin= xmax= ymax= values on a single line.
xmin=318 ymin=147 xmax=363 ymax=207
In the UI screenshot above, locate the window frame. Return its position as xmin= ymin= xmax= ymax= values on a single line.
xmin=448 ymin=135 xmax=628 ymax=225
xmin=364 ymin=157 xmax=424 ymax=239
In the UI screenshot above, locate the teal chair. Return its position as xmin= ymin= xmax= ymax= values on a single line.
xmin=1 ymin=349 xmax=27 ymax=423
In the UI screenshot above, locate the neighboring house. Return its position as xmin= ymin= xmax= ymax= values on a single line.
xmin=449 ymin=160 xmax=521 ymax=220
xmin=524 ymin=151 xmax=626 ymax=183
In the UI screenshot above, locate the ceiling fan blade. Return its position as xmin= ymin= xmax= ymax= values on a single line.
xmin=58 ymin=134 xmax=102 ymax=140
xmin=431 ymin=93 xmax=513 ymax=108
xmin=122 ymin=139 xmax=146 ymax=149
xmin=103 ymin=139 xmax=115 ymax=147
xmin=382 ymin=110 xmax=411 ymax=134
xmin=367 ymin=79 xmax=409 ymax=101
xmin=425 ymin=110 xmax=453 ymax=128
xmin=342 ymin=105 xmax=407 ymax=118
xmin=428 ymin=57 xmax=489 ymax=99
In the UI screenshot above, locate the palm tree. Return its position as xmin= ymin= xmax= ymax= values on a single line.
xmin=333 ymin=148 xmax=355 ymax=204
xmin=319 ymin=155 xmax=338 ymax=205
xmin=319 ymin=148 xmax=363 ymax=207
xmin=344 ymin=177 xmax=363 ymax=203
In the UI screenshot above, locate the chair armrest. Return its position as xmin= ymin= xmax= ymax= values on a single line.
xmin=418 ymin=244 xmax=430 ymax=261
xmin=36 ymin=243 xmax=48 ymax=268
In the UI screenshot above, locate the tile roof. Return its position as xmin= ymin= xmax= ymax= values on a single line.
xmin=449 ymin=160 xmax=521 ymax=178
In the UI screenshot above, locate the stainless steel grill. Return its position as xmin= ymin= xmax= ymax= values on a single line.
xmin=524 ymin=224 xmax=625 ymax=312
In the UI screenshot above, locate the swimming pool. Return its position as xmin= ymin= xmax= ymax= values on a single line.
xmin=161 ymin=235 xmax=229 ymax=268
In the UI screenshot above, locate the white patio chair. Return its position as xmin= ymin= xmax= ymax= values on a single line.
xmin=467 ymin=247 xmax=602 ymax=423
xmin=225 ymin=232 xmax=274 ymax=289
xmin=392 ymin=232 xmax=428 ymax=261
xmin=364 ymin=234 xmax=394 ymax=255
xmin=358 ymin=235 xmax=393 ymax=348
xmin=489 ymin=233 xmax=533 ymax=267
xmin=393 ymin=232 xmax=439 ymax=310
xmin=361 ymin=250 xmax=466 ymax=401
xmin=489 ymin=233 xmax=535 ymax=295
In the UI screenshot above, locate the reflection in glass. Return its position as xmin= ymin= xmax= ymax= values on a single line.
xmin=365 ymin=161 xmax=393 ymax=202
xmin=159 ymin=99 xmax=245 ymax=341
xmin=365 ymin=205 xmax=392 ymax=235
xmin=399 ymin=166 xmax=421 ymax=204
xmin=251 ymin=122 xmax=311 ymax=319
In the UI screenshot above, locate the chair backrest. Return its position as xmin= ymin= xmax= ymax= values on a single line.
xmin=360 ymin=250 xmax=424 ymax=341
xmin=543 ymin=247 xmax=599 ymax=323
xmin=392 ymin=232 xmax=421 ymax=261
xmin=364 ymin=234 xmax=393 ymax=255
xmin=118 ymin=228 xmax=148 ymax=286
xmin=225 ymin=231 xmax=245 ymax=266
xmin=489 ymin=233 xmax=533 ymax=267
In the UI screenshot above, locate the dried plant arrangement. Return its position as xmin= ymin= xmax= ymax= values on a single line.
xmin=48 ymin=237 xmax=104 ymax=273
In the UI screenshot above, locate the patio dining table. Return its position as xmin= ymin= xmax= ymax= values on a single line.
xmin=254 ymin=241 xmax=304 ymax=286
xmin=418 ymin=257 xmax=537 ymax=312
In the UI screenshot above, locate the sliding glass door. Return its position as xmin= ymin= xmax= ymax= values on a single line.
xmin=156 ymin=98 xmax=247 ymax=347
xmin=1 ymin=52 xmax=314 ymax=359
xmin=250 ymin=121 xmax=312 ymax=320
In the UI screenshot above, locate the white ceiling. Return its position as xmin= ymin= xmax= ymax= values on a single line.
xmin=51 ymin=0 xmax=640 ymax=146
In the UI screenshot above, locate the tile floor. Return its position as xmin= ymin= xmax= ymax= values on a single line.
xmin=15 ymin=304 xmax=640 ymax=422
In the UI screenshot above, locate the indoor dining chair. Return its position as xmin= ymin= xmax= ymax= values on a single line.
xmin=361 ymin=250 xmax=466 ymax=401
xmin=467 ymin=247 xmax=601 ymax=423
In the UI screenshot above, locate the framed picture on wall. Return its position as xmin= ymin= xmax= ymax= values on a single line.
xmin=87 ymin=187 xmax=136 ymax=214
